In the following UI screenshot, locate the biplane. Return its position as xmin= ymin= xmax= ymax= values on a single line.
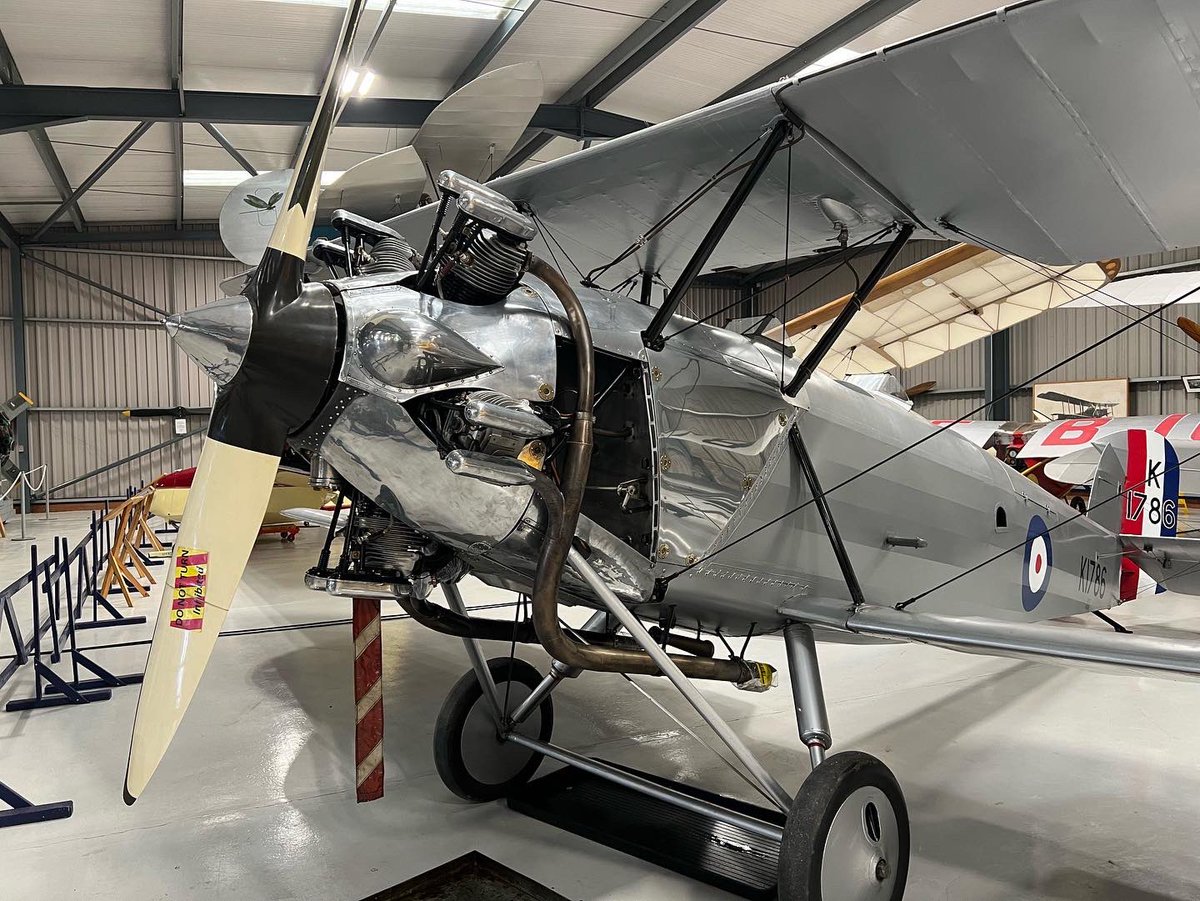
xmin=122 ymin=1 xmax=1200 ymax=897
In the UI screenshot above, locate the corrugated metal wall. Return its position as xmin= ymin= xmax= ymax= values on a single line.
xmin=6 ymin=230 xmax=244 ymax=500
xmin=8 ymin=225 xmax=1200 ymax=500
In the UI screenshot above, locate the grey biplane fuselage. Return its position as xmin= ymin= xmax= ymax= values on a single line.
xmin=304 ymin=274 xmax=1125 ymax=635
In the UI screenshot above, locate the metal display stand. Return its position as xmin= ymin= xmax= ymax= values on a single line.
xmin=0 ymin=780 xmax=72 ymax=829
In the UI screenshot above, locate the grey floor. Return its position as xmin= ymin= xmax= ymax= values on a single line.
xmin=2 ymin=513 xmax=1200 ymax=900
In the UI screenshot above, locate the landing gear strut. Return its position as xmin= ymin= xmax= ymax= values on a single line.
xmin=781 ymin=622 xmax=910 ymax=899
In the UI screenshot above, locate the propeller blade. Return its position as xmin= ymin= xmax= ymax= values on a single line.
xmin=905 ymin=380 xmax=937 ymax=398
xmin=123 ymin=439 xmax=280 ymax=802
xmin=1179 ymin=316 xmax=1200 ymax=344
xmin=412 ymin=61 xmax=544 ymax=183
xmin=318 ymin=146 xmax=427 ymax=220
xmin=125 ymin=0 xmax=368 ymax=805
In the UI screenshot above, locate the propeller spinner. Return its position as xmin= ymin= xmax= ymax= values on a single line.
xmin=123 ymin=0 xmax=369 ymax=804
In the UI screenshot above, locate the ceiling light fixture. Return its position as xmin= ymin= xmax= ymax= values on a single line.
xmin=256 ymin=0 xmax=506 ymax=22
xmin=184 ymin=170 xmax=346 ymax=187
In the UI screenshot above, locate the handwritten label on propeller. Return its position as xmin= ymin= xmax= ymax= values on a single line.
xmin=169 ymin=547 xmax=209 ymax=632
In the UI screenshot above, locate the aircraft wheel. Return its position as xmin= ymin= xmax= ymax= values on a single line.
xmin=777 ymin=751 xmax=909 ymax=900
xmin=434 ymin=657 xmax=552 ymax=802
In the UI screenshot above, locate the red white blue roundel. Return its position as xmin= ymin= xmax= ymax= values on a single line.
xmin=1022 ymin=515 xmax=1052 ymax=611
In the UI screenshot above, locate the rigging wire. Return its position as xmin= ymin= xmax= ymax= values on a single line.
xmin=583 ymin=130 xmax=779 ymax=287
xmin=945 ymin=223 xmax=1200 ymax=358
xmin=661 ymin=271 xmax=1200 ymax=585
xmin=664 ymin=224 xmax=894 ymax=341
xmin=896 ymin=443 xmax=1200 ymax=610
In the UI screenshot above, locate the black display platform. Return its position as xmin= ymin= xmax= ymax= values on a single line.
xmin=508 ymin=761 xmax=785 ymax=899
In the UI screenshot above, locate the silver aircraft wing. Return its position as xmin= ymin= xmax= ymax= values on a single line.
xmin=387 ymin=0 xmax=1200 ymax=288
xmin=1125 ymin=537 xmax=1200 ymax=596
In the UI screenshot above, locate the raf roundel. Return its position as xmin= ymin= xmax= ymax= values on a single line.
xmin=1021 ymin=515 xmax=1053 ymax=612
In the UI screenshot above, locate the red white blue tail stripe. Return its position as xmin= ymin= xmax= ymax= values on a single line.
xmin=1119 ymin=430 xmax=1179 ymax=538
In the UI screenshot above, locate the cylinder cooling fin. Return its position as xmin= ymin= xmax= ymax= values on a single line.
xmin=419 ymin=171 xmax=538 ymax=306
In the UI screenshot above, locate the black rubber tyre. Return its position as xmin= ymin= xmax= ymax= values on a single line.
xmin=777 ymin=751 xmax=909 ymax=901
xmin=434 ymin=657 xmax=553 ymax=803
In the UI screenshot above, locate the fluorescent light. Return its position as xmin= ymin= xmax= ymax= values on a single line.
xmin=254 ymin=0 xmax=506 ymax=21
xmin=797 ymin=47 xmax=863 ymax=78
xmin=183 ymin=170 xmax=346 ymax=188
xmin=340 ymin=68 xmax=376 ymax=97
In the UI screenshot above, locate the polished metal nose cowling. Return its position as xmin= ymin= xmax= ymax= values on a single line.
xmin=164 ymin=295 xmax=253 ymax=387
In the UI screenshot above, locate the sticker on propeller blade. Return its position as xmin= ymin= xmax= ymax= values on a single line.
xmin=169 ymin=546 xmax=209 ymax=631
xmin=1021 ymin=516 xmax=1052 ymax=611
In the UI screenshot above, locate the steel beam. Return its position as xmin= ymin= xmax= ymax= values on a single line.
xmin=562 ymin=0 xmax=727 ymax=108
xmin=198 ymin=123 xmax=258 ymax=176
xmin=24 ymin=226 xmax=221 ymax=245
xmin=29 ymin=121 xmax=153 ymax=241
xmin=0 ymin=86 xmax=648 ymax=139
xmin=983 ymin=329 xmax=1012 ymax=420
xmin=0 ymin=211 xmax=18 ymax=250
xmin=492 ymin=130 xmax=553 ymax=178
xmin=453 ymin=0 xmax=542 ymax=90
xmin=494 ymin=0 xmax=725 ymax=176
xmin=8 ymin=245 xmax=29 ymax=470
xmin=169 ymin=0 xmax=185 ymax=109
xmin=0 ymin=29 xmax=85 ymax=231
xmin=172 ymin=123 xmax=184 ymax=229
xmin=713 ymin=0 xmax=922 ymax=102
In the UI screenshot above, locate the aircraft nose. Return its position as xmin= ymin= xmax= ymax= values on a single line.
xmin=164 ymin=295 xmax=253 ymax=387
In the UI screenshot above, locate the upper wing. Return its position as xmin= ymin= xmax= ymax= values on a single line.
xmin=387 ymin=0 xmax=1200 ymax=288
xmin=777 ymin=244 xmax=1114 ymax=376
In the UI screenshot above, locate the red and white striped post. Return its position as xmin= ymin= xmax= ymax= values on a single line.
xmin=352 ymin=598 xmax=384 ymax=802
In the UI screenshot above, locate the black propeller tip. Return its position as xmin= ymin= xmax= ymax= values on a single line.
xmin=123 ymin=784 xmax=137 ymax=806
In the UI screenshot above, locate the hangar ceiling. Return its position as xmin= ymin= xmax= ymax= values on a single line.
xmin=0 ymin=0 xmax=1003 ymax=235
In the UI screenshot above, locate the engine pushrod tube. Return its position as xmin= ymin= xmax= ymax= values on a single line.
xmin=568 ymin=547 xmax=793 ymax=813
xmin=784 ymin=223 xmax=914 ymax=396
xmin=641 ymin=117 xmax=792 ymax=351
xmin=504 ymin=732 xmax=785 ymax=842
xmin=522 ymin=256 xmax=753 ymax=685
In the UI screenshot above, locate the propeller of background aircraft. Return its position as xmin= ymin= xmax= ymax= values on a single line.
xmin=904 ymin=380 xmax=937 ymax=398
xmin=218 ymin=61 xmax=544 ymax=264
xmin=124 ymin=0 xmax=371 ymax=804
xmin=1179 ymin=316 xmax=1200 ymax=345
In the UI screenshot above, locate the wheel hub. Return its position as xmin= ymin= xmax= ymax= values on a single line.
xmin=820 ymin=786 xmax=901 ymax=900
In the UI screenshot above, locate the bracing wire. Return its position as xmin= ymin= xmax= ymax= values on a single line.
xmin=945 ymin=223 xmax=1200 ymax=357
xmin=662 ymin=268 xmax=1200 ymax=585
xmin=897 ymin=442 xmax=1200 ymax=609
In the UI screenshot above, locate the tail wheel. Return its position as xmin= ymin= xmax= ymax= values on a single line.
xmin=778 ymin=751 xmax=909 ymax=900
xmin=434 ymin=657 xmax=552 ymax=802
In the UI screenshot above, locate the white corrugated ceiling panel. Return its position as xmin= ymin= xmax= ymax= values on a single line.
xmin=490 ymin=0 xmax=666 ymax=100
xmin=182 ymin=123 xmax=305 ymax=221
xmin=185 ymin=1 xmax=503 ymax=97
xmin=361 ymin=9 xmax=503 ymax=99
xmin=49 ymin=122 xmax=176 ymax=223
xmin=846 ymin=0 xmax=1004 ymax=52
xmin=599 ymin=0 xmax=864 ymax=122
xmin=0 ymin=133 xmax=58 ymax=225
xmin=185 ymin=0 xmax=347 ymax=94
xmin=1 ymin=0 xmax=169 ymax=87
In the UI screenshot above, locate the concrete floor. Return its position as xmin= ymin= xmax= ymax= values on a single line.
xmin=3 ymin=514 xmax=1200 ymax=900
